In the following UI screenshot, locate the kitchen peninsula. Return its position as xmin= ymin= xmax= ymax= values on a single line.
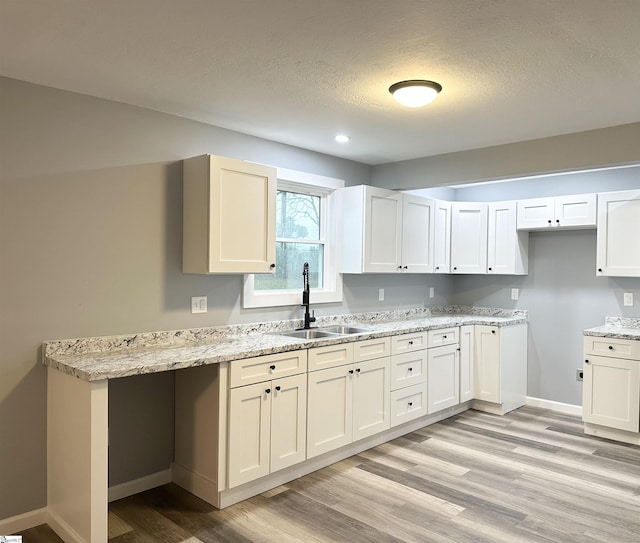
xmin=44 ymin=306 xmax=527 ymax=543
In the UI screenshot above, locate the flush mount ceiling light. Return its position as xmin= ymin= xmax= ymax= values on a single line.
xmin=335 ymin=134 xmax=351 ymax=143
xmin=389 ymin=80 xmax=443 ymax=108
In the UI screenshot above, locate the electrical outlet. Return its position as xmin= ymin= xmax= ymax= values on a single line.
xmin=624 ymin=292 xmax=633 ymax=306
xmin=191 ymin=296 xmax=207 ymax=313
xmin=378 ymin=288 xmax=384 ymax=301
xmin=576 ymin=369 xmax=584 ymax=381
xmin=511 ymin=288 xmax=519 ymax=301
xmin=429 ymin=287 xmax=434 ymax=298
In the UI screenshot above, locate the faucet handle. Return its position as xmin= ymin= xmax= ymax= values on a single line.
xmin=311 ymin=310 xmax=316 ymax=323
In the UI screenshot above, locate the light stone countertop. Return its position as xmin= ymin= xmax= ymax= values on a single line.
xmin=583 ymin=316 xmax=640 ymax=341
xmin=43 ymin=306 xmax=528 ymax=382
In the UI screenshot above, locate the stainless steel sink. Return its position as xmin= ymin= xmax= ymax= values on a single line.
xmin=276 ymin=329 xmax=341 ymax=340
xmin=318 ymin=325 xmax=372 ymax=335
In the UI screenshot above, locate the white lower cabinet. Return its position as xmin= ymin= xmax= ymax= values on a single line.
xmin=307 ymin=341 xmax=391 ymax=458
xmin=427 ymin=343 xmax=460 ymax=413
xmin=390 ymin=384 xmax=427 ymax=426
xmin=583 ymin=336 xmax=640 ymax=436
xmin=473 ymin=324 xmax=528 ymax=414
xmin=390 ymin=343 xmax=428 ymax=427
xmin=227 ymin=373 xmax=306 ymax=488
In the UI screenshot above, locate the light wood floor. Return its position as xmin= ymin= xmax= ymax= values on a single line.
xmin=19 ymin=406 xmax=640 ymax=542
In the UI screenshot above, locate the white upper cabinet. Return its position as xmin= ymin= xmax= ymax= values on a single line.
xmin=450 ymin=203 xmax=488 ymax=274
xmin=340 ymin=186 xmax=434 ymax=273
xmin=487 ymin=201 xmax=528 ymax=275
xmin=433 ymin=200 xmax=451 ymax=273
xmin=183 ymin=154 xmax=277 ymax=274
xmin=517 ymin=194 xmax=596 ymax=230
xmin=596 ymin=189 xmax=640 ymax=277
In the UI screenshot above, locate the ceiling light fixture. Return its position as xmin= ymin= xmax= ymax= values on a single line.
xmin=335 ymin=134 xmax=350 ymax=143
xmin=389 ymin=80 xmax=442 ymax=108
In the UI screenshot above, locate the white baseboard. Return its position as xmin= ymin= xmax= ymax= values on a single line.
xmin=0 ymin=507 xmax=47 ymax=536
xmin=526 ymin=396 xmax=582 ymax=416
xmin=108 ymin=468 xmax=172 ymax=502
xmin=46 ymin=509 xmax=86 ymax=543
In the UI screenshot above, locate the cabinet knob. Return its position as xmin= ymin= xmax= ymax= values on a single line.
xmin=270 ymin=263 xmax=276 ymax=269
xmin=270 ymin=364 xmax=276 ymax=370
xmin=275 ymin=386 xmax=281 ymax=391
xmin=491 ymin=330 xmax=496 ymax=334
xmin=408 ymin=402 xmax=413 ymax=407
xmin=547 ymin=219 xmax=552 ymax=224
xmin=453 ymin=266 xmax=458 ymax=270
xmin=556 ymin=219 xmax=560 ymax=224
xmin=265 ymin=388 xmax=271 ymax=394
xmin=488 ymin=267 xmax=492 ymax=271
xmin=585 ymin=359 xmax=590 ymax=364
xmin=408 ymin=367 xmax=413 ymax=372
xmin=403 ymin=266 xmax=408 ymax=270
xmin=443 ymin=335 xmax=447 ymax=339
xmin=435 ymin=266 xmax=440 ymax=270
xmin=608 ymin=345 xmax=614 ymax=350
xmin=356 ymin=368 xmax=361 ymax=373
xmin=397 ymin=265 xmax=402 ymax=270
xmin=597 ymin=268 xmax=603 ymax=273
xmin=408 ymin=340 xmax=413 ymax=345
xmin=349 ymin=369 xmax=354 ymax=374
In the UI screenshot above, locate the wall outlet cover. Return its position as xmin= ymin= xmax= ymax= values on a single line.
xmin=191 ymin=296 xmax=207 ymax=313
xmin=429 ymin=287 xmax=434 ymax=298
xmin=378 ymin=288 xmax=384 ymax=301
xmin=511 ymin=288 xmax=519 ymax=300
xmin=623 ymin=292 xmax=633 ymax=306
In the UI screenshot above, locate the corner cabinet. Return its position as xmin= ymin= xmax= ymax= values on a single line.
xmin=340 ymin=185 xmax=434 ymax=273
xmin=596 ymin=190 xmax=640 ymax=277
xmin=183 ymin=154 xmax=276 ymax=274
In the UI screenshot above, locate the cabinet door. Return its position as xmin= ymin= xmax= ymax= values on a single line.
xmin=427 ymin=344 xmax=460 ymax=413
xmin=270 ymin=374 xmax=307 ymax=473
xmin=474 ymin=326 xmax=501 ymax=404
xmin=353 ymin=357 xmax=391 ymax=441
xmin=363 ymin=187 xmax=403 ymax=272
xmin=596 ymin=190 xmax=640 ymax=277
xmin=227 ymin=382 xmax=271 ymax=488
xmin=459 ymin=325 xmax=474 ymax=402
xmin=487 ymin=201 xmax=528 ymax=275
xmin=401 ymin=195 xmax=434 ymax=273
xmin=516 ymin=197 xmax=554 ymax=229
xmin=451 ymin=203 xmax=488 ymax=274
xmin=433 ymin=200 xmax=451 ymax=273
xmin=307 ymin=365 xmax=353 ymax=458
xmin=583 ymin=355 xmax=640 ymax=432
xmin=183 ymin=154 xmax=277 ymax=274
xmin=555 ymin=194 xmax=596 ymax=228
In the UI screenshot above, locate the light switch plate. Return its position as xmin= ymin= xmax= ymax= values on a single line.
xmin=511 ymin=288 xmax=519 ymax=301
xmin=191 ymin=296 xmax=207 ymax=313
xmin=624 ymin=292 xmax=633 ymax=306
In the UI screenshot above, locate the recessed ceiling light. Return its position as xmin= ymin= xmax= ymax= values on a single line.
xmin=335 ymin=134 xmax=351 ymax=143
xmin=389 ymin=80 xmax=442 ymax=108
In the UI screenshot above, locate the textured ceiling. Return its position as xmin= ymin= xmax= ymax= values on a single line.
xmin=1 ymin=0 xmax=639 ymax=165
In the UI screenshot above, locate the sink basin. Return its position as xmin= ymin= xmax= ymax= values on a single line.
xmin=318 ymin=325 xmax=373 ymax=335
xmin=277 ymin=329 xmax=341 ymax=340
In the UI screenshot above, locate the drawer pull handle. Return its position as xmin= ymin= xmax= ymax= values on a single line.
xmin=608 ymin=346 xmax=614 ymax=350
xmin=275 ymin=386 xmax=281 ymax=391
xmin=270 ymin=365 xmax=276 ymax=370
xmin=408 ymin=402 xmax=413 ymax=407
xmin=265 ymin=388 xmax=271 ymax=394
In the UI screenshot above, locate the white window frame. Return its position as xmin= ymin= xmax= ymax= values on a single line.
xmin=242 ymin=168 xmax=344 ymax=308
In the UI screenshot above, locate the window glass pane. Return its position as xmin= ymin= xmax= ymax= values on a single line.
xmin=255 ymin=242 xmax=324 ymax=291
xmin=276 ymin=191 xmax=321 ymax=240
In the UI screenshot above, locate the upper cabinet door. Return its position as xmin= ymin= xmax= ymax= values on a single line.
xmin=596 ymin=190 xmax=640 ymax=277
xmin=433 ymin=200 xmax=451 ymax=273
xmin=364 ymin=188 xmax=403 ymax=272
xmin=401 ymin=195 xmax=434 ymax=273
xmin=516 ymin=197 xmax=555 ymax=229
xmin=554 ymin=194 xmax=596 ymax=228
xmin=183 ymin=154 xmax=276 ymax=274
xmin=487 ymin=201 xmax=528 ymax=275
xmin=451 ymin=203 xmax=488 ymax=274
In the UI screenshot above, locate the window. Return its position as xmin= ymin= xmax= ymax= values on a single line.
xmin=243 ymin=168 xmax=344 ymax=308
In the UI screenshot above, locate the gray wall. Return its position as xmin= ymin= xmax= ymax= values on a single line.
xmin=2 ymin=75 xmax=639 ymax=522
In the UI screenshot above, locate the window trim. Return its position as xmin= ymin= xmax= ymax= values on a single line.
xmin=242 ymin=168 xmax=344 ymax=309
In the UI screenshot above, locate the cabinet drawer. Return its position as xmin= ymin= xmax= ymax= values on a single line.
xmin=308 ymin=342 xmax=354 ymax=372
xmin=391 ymin=351 xmax=427 ymax=391
xmin=584 ymin=336 xmax=640 ymax=360
xmin=427 ymin=327 xmax=459 ymax=347
xmin=391 ymin=332 xmax=428 ymax=355
xmin=390 ymin=384 xmax=428 ymax=427
xmin=353 ymin=337 xmax=391 ymax=363
xmin=229 ymin=350 xmax=307 ymax=388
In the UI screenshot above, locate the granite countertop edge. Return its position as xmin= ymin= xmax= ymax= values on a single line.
xmin=43 ymin=306 xmax=528 ymax=382
xmin=583 ymin=316 xmax=640 ymax=341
